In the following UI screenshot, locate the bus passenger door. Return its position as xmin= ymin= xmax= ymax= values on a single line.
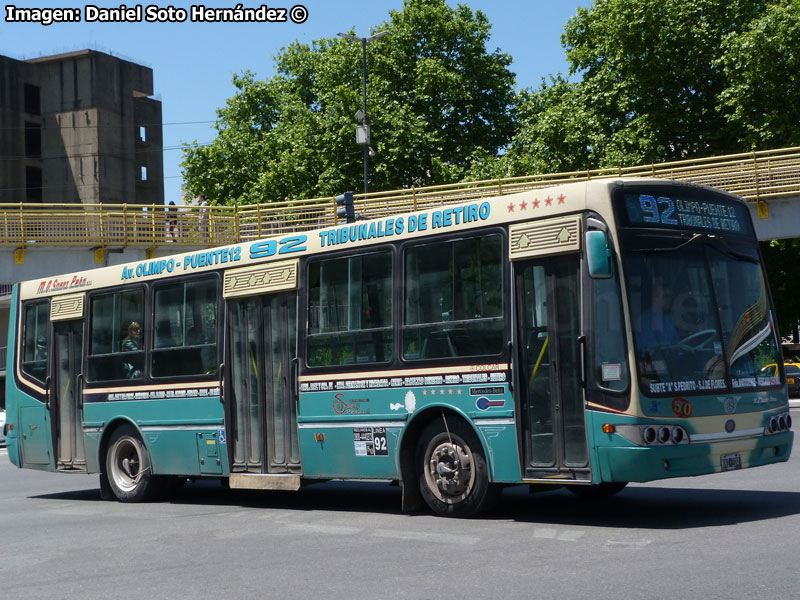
xmin=515 ymin=255 xmax=590 ymax=481
xmin=52 ymin=320 xmax=87 ymax=471
xmin=18 ymin=300 xmax=52 ymax=466
xmin=226 ymin=292 xmax=301 ymax=475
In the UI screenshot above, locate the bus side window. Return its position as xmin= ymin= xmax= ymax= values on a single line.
xmin=21 ymin=300 xmax=50 ymax=383
xmin=592 ymin=274 xmax=628 ymax=392
xmin=151 ymin=277 xmax=218 ymax=378
xmin=403 ymin=234 xmax=504 ymax=360
xmin=306 ymin=250 xmax=393 ymax=367
xmin=87 ymin=289 xmax=144 ymax=382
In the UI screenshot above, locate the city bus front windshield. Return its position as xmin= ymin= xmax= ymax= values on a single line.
xmin=624 ymin=237 xmax=781 ymax=396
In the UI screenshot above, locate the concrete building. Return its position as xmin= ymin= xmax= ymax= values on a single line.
xmin=1 ymin=49 xmax=165 ymax=398
xmin=0 ymin=49 xmax=163 ymax=205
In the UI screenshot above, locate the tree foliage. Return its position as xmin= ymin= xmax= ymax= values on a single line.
xmin=717 ymin=0 xmax=800 ymax=149
xmin=182 ymin=0 xmax=516 ymax=205
xmin=762 ymin=239 xmax=800 ymax=342
xmin=492 ymin=0 xmax=798 ymax=176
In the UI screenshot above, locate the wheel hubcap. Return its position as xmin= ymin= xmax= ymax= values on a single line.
xmin=111 ymin=438 xmax=142 ymax=492
xmin=426 ymin=436 xmax=474 ymax=502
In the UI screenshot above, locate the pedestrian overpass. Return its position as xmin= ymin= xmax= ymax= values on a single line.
xmin=2 ymin=145 xmax=800 ymax=282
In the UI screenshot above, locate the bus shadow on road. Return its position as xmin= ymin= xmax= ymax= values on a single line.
xmin=495 ymin=484 xmax=800 ymax=529
xmin=31 ymin=479 xmax=407 ymax=516
xmin=30 ymin=479 xmax=800 ymax=527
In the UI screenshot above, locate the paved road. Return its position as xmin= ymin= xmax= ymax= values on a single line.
xmin=2 ymin=414 xmax=800 ymax=600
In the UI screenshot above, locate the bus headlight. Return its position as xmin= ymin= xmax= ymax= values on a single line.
xmin=657 ymin=426 xmax=671 ymax=444
xmin=614 ymin=424 xmax=689 ymax=446
xmin=643 ymin=426 xmax=656 ymax=445
xmin=670 ymin=426 xmax=685 ymax=444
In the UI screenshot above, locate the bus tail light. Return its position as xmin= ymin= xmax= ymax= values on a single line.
xmin=766 ymin=412 xmax=792 ymax=435
xmin=768 ymin=416 xmax=778 ymax=433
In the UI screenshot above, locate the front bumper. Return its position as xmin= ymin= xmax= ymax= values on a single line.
xmin=596 ymin=431 xmax=793 ymax=482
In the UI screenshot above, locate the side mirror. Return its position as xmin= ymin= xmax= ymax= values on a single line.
xmin=586 ymin=230 xmax=612 ymax=279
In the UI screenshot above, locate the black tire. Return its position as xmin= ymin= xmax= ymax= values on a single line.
xmin=105 ymin=424 xmax=162 ymax=502
xmin=416 ymin=417 xmax=499 ymax=518
xmin=567 ymin=481 xmax=628 ymax=499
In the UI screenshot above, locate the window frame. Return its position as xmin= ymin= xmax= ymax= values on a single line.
xmin=150 ymin=273 xmax=221 ymax=380
xmin=20 ymin=299 xmax=51 ymax=386
xmin=303 ymin=245 xmax=396 ymax=370
xmin=85 ymin=284 xmax=147 ymax=384
xmin=400 ymin=228 xmax=509 ymax=365
xmin=581 ymin=214 xmax=631 ymax=411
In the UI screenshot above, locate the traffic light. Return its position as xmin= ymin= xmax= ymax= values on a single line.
xmin=335 ymin=191 xmax=355 ymax=223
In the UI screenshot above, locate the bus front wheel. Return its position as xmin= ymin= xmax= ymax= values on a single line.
xmin=105 ymin=425 xmax=161 ymax=502
xmin=416 ymin=417 xmax=498 ymax=518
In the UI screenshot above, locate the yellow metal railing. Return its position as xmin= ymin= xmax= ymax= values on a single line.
xmin=2 ymin=146 xmax=800 ymax=248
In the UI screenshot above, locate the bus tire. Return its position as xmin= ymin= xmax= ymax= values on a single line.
xmin=567 ymin=481 xmax=627 ymax=499
xmin=105 ymin=425 xmax=161 ymax=502
xmin=416 ymin=417 xmax=498 ymax=518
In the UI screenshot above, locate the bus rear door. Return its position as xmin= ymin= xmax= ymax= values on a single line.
xmin=223 ymin=261 xmax=301 ymax=487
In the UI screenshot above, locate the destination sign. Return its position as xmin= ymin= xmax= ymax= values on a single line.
xmin=622 ymin=191 xmax=754 ymax=236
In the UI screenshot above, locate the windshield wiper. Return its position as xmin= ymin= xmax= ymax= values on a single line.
xmin=634 ymin=233 xmax=758 ymax=263
xmin=634 ymin=233 xmax=704 ymax=253
xmin=705 ymin=235 xmax=759 ymax=264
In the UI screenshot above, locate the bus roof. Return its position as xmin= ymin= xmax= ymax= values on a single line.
xmin=17 ymin=178 xmax=745 ymax=301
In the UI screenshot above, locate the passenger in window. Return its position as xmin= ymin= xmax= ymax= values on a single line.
xmin=122 ymin=322 xmax=143 ymax=352
xmin=121 ymin=322 xmax=143 ymax=379
xmin=35 ymin=335 xmax=48 ymax=361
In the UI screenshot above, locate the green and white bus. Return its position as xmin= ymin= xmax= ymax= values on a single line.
xmin=4 ymin=179 xmax=793 ymax=517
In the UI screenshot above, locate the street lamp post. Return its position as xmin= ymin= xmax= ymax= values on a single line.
xmin=338 ymin=30 xmax=389 ymax=197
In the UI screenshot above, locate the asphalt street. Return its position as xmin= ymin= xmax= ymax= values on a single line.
xmin=2 ymin=411 xmax=800 ymax=600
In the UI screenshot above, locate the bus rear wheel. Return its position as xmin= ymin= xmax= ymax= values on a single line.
xmin=416 ymin=417 xmax=498 ymax=518
xmin=105 ymin=425 xmax=161 ymax=502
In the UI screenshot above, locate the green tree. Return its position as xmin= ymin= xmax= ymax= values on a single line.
xmin=182 ymin=0 xmax=516 ymax=205
xmin=762 ymin=239 xmax=800 ymax=342
xmin=487 ymin=0 xmax=793 ymax=177
xmin=717 ymin=0 xmax=800 ymax=149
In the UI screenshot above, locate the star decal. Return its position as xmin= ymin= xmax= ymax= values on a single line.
xmin=545 ymin=196 xmax=553 ymax=206
xmin=533 ymin=199 xmax=540 ymax=209
xmin=558 ymin=194 xmax=566 ymax=204
xmin=507 ymin=202 xmax=515 ymax=213
xmin=520 ymin=200 xmax=528 ymax=210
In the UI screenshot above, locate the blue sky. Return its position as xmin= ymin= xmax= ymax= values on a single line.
xmin=2 ymin=1 xmax=588 ymax=204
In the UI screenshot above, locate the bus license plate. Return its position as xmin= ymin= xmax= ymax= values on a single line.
xmin=721 ymin=453 xmax=742 ymax=471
